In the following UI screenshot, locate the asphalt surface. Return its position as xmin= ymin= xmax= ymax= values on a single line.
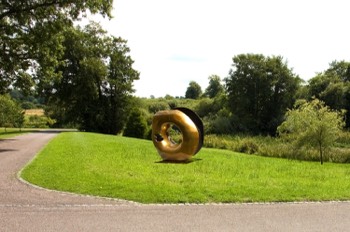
xmin=0 ymin=131 xmax=349 ymax=232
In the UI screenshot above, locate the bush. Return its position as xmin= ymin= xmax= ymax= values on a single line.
xmin=195 ymin=98 xmax=214 ymax=118
xmin=148 ymin=101 xmax=169 ymax=114
xmin=237 ymin=138 xmax=259 ymax=154
xmin=123 ymin=110 xmax=148 ymax=139
xmin=0 ymin=94 xmax=24 ymax=130
xmin=204 ymin=133 xmax=350 ymax=163
xmin=24 ymin=115 xmax=56 ymax=128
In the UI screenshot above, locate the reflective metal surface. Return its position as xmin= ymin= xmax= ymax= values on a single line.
xmin=152 ymin=108 xmax=203 ymax=161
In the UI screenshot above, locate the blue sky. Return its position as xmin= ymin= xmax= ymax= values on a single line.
xmin=88 ymin=0 xmax=350 ymax=98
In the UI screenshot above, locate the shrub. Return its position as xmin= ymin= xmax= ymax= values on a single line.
xmin=278 ymin=99 xmax=345 ymax=164
xmin=123 ymin=110 xmax=148 ymax=139
xmin=148 ymin=101 xmax=169 ymax=114
xmin=24 ymin=115 xmax=55 ymax=128
xmin=203 ymin=133 xmax=350 ymax=163
xmin=237 ymin=138 xmax=259 ymax=154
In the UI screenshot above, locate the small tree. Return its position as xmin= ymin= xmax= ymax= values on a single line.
xmin=277 ymin=99 xmax=345 ymax=164
xmin=185 ymin=81 xmax=202 ymax=99
xmin=204 ymin=75 xmax=224 ymax=98
xmin=123 ymin=110 xmax=148 ymax=139
xmin=0 ymin=95 xmax=24 ymax=131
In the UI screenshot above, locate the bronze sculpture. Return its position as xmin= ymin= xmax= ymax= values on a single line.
xmin=152 ymin=108 xmax=203 ymax=161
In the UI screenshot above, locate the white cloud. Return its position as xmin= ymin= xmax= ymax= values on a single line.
xmin=89 ymin=0 xmax=350 ymax=97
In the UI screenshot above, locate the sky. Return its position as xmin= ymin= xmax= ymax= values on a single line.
xmin=87 ymin=0 xmax=350 ymax=98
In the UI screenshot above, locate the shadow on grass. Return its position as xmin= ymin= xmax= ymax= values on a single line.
xmin=155 ymin=158 xmax=202 ymax=164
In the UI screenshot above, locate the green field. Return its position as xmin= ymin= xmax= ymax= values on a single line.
xmin=21 ymin=132 xmax=350 ymax=203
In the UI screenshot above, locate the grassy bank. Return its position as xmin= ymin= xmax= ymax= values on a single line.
xmin=21 ymin=132 xmax=350 ymax=204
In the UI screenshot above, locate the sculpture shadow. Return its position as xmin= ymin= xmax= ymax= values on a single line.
xmin=155 ymin=158 xmax=202 ymax=164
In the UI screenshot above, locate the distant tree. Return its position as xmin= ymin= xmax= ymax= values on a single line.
xmin=46 ymin=23 xmax=139 ymax=134
xmin=164 ymin=94 xmax=174 ymax=100
xmin=123 ymin=109 xmax=148 ymax=139
xmin=204 ymin=75 xmax=224 ymax=98
xmin=278 ymin=99 xmax=345 ymax=164
xmin=148 ymin=102 xmax=169 ymax=114
xmin=0 ymin=0 xmax=113 ymax=94
xmin=325 ymin=60 xmax=350 ymax=82
xmin=225 ymin=54 xmax=300 ymax=135
xmin=307 ymin=60 xmax=350 ymax=128
xmin=185 ymin=81 xmax=202 ymax=99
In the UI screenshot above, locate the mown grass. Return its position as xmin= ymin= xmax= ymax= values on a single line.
xmin=21 ymin=132 xmax=350 ymax=204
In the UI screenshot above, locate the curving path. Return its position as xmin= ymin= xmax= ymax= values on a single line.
xmin=0 ymin=131 xmax=349 ymax=231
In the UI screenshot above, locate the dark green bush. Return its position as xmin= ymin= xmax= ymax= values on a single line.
xmin=24 ymin=115 xmax=55 ymax=128
xmin=123 ymin=110 xmax=148 ymax=139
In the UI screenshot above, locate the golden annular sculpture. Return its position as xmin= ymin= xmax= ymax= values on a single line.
xmin=152 ymin=107 xmax=204 ymax=161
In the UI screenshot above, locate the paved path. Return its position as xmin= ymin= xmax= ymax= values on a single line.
xmin=0 ymin=131 xmax=349 ymax=231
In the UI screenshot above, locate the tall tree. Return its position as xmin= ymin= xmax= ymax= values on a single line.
xmin=225 ymin=54 xmax=300 ymax=135
xmin=307 ymin=60 xmax=350 ymax=128
xmin=185 ymin=81 xmax=202 ymax=99
xmin=46 ymin=23 xmax=139 ymax=134
xmin=0 ymin=0 xmax=113 ymax=94
xmin=204 ymin=75 xmax=224 ymax=98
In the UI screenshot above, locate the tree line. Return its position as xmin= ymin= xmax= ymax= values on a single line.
xmin=1 ymin=1 xmax=349 ymax=140
xmin=184 ymin=55 xmax=350 ymax=136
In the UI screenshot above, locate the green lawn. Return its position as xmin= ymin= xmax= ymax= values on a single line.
xmin=21 ymin=132 xmax=350 ymax=203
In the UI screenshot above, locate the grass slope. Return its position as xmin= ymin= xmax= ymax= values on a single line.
xmin=21 ymin=132 xmax=350 ymax=203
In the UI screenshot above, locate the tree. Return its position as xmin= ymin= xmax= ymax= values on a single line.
xmin=225 ymin=54 xmax=301 ymax=135
xmin=46 ymin=23 xmax=139 ymax=134
xmin=0 ymin=95 xmax=24 ymax=131
xmin=185 ymin=81 xmax=202 ymax=99
xmin=204 ymin=75 xmax=224 ymax=98
xmin=123 ymin=109 xmax=148 ymax=139
xmin=307 ymin=60 xmax=350 ymax=128
xmin=0 ymin=0 xmax=113 ymax=94
xmin=277 ymin=99 xmax=345 ymax=164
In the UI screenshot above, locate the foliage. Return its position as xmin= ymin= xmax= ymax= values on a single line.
xmin=148 ymin=101 xmax=169 ymax=114
xmin=10 ymin=89 xmax=44 ymax=109
xmin=24 ymin=115 xmax=56 ymax=128
xmin=185 ymin=81 xmax=202 ymax=99
xmin=277 ymin=99 xmax=345 ymax=164
xmin=204 ymin=133 xmax=350 ymax=163
xmin=0 ymin=0 xmax=113 ymax=94
xmin=204 ymin=75 xmax=224 ymax=98
xmin=46 ymin=23 xmax=139 ymax=134
xmin=21 ymin=132 xmax=350 ymax=203
xmin=123 ymin=109 xmax=148 ymax=139
xmin=195 ymin=98 xmax=214 ymax=118
xmin=307 ymin=60 xmax=350 ymax=128
xmin=0 ymin=94 xmax=24 ymax=130
xmin=225 ymin=54 xmax=301 ymax=135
